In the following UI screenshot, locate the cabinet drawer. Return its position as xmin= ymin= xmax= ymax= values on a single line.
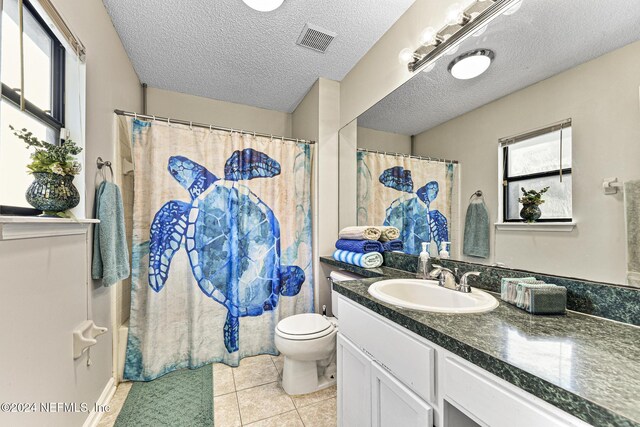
xmin=444 ymin=357 xmax=591 ymax=427
xmin=338 ymin=297 xmax=434 ymax=403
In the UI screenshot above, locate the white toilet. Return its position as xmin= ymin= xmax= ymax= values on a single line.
xmin=275 ymin=270 xmax=363 ymax=395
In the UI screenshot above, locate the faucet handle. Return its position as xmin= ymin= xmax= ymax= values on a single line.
xmin=460 ymin=272 xmax=481 ymax=286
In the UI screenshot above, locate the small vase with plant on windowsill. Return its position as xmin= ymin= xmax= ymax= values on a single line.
xmin=518 ymin=186 xmax=549 ymax=223
xmin=10 ymin=125 xmax=83 ymax=218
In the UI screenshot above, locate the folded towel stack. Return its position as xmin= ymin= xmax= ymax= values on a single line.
xmin=500 ymin=277 xmax=566 ymax=314
xmin=333 ymin=226 xmax=403 ymax=268
xmin=333 ymin=249 xmax=383 ymax=268
xmin=336 ymin=239 xmax=383 ymax=253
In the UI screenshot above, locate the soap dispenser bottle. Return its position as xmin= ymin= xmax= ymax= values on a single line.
xmin=439 ymin=241 xmax=451 ymax=259
xmin=416 ymin=242 xmax=430 ymax=279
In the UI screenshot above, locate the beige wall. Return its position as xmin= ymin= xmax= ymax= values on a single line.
xmin=48 ymin=0 xmax=142 ymax=419
xmin=292 ymin=78 xmax=341 ymax=314
xmin=413 ymin=41 xmax=640 ymax=285
xmin=147 ymin=87 xmax=292 ymax=137
xmin=340 ymin=0 xmax=453 ymax=127
xmin=357 ymin=126 xmax=412 ymax=154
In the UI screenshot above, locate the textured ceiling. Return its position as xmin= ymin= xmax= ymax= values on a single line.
xmin=102 ymin=0 xmax=415 ymax=113
xmin=358 ymin=0 xmax=640 ymax=136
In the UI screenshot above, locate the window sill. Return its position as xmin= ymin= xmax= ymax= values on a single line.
xmin=0 ymin=216 xmax=99 ymax=241
xmin=494 ymin=222 xmax=576 ymax=232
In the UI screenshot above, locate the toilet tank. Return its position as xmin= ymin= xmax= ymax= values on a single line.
xmin=329 ymin=270 xmax=365 ymax=319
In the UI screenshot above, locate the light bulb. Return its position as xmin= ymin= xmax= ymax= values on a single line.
xmin=445 ymin=3 xmax=465 ymax=26
xmin=419 ymin=27 xmax=438 ymax=46
xmin=242 ymin=0 xmax=285 ymax=12
xmin=398 ymin=48 xmax=415 ymax=64
xmin=503 ymin=0 xmax=523 ymax=15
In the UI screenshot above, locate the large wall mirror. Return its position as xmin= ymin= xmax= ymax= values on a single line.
xmin=338 ymin=0 xmax=640 ymax=286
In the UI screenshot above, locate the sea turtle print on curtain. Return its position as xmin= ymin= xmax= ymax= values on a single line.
xmin=357 ymin=151 xmax=459 ymax=255
xmin=148 ymin=152 xmax=305 ymax=353
xmin=120 ymin=117 xmax=313 ymax=381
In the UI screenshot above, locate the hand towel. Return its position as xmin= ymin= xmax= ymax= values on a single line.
xmin=336 ymin=239 xmax=384 ymax=253
xmin=377 ymin=226 xmax=400 ymax=242
xmin=624 ymin=180 xmax=640 ymax=286
xmin=333 ymin=249 xmax=383 ymax=268
xmin=382 ymin=239 xmax=403 ymax=252
xmin=339 ymin=226 xmax=382 ymax=241
xmin=92 ymin=181 xmax=130 ymax=286
xmin=463 ymin=199 xmax=490 ymax=258
xmin=500 ymin=277 xmax=538 ymax=303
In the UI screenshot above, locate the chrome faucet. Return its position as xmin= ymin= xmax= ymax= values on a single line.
xmin=429 ymin=265 xmax=480 ymax=293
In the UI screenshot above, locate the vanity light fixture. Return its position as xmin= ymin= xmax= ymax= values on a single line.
xmin=448 ymin=49 xmax=494 ymax=79
xmin=242 ymin=0 xmax=284 ymax=12
xmin=404 ymin=0 xmax=521 ymax=73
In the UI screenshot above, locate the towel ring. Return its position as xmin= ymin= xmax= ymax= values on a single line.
xmin=97 ymin=157 xmax=114 ymax=182
xmin=469 ymin=190 xmax=484 ymax=202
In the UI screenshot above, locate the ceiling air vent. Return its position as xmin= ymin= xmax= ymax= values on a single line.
xmin=296 ymin=23 xmax=336 ymax=53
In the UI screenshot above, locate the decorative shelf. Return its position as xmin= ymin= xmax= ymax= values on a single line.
xmin=0 ymin=216 xmax=99 ymax=241
xmin=494 ymin=222 xmax=576 ymax=232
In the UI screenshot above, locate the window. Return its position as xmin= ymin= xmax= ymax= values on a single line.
xmin=0 ymin=0 xmax=65 ymax=209
xmin=501 ymin=121 xmax=572 ymax=222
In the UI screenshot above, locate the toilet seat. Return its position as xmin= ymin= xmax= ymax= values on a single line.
xmin=276 ymin=313 xmax=336 ymax=341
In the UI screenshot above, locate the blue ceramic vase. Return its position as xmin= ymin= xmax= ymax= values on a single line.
xmin=25 ymin=172 xmax=80 ymax=215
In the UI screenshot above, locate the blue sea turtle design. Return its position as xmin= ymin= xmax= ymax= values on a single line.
xmin=148 ymin=149 xmax=305 ymax=353
xmin=380 ymin=166 xmax=449 ymax=255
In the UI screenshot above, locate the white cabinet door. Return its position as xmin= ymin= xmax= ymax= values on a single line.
xmin=337 ymin=333 xmax=372 ymax=427
xmin=371 ymin=362 xmax=433 ymax=427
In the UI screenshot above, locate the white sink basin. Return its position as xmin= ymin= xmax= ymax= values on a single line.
xmin=368 ymin=279 xmax=499 ymax=314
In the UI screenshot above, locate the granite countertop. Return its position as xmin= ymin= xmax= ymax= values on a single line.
xmin=321 ymin=256 xmax=640 ymax=427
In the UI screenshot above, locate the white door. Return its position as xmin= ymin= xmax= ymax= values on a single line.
xmin=371 ymin=361 xmax=433 ymax=427
xmin=337 ymin=333 xmax=372 ymax=427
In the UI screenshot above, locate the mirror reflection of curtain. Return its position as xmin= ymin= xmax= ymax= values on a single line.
xmin=357 ymin=151 xmax=459 ymax=255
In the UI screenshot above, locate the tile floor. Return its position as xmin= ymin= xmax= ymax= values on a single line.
xmin=97 ymin=354 xmax=337 ymax=427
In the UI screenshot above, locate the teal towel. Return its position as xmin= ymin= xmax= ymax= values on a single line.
xmin=624 ymin=180 xmax=640 ymax=286
xmin=463 ymin=200 xmax=490 ymax=258
xmin=92 ymin=182 xmax=130 ymax=286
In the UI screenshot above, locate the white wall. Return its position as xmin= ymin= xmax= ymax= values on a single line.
xmin=44 ymin=0 xmax=141 ymax=420
xmin=357 ymin=126 xmax=412 ymax=154
xmin=413 ymin=41 xmax=640 ymax=285
xmin=147 ymin=87 xmax=293 ymax=137
xmin=292 ymin=78 xmax=341 ymax=314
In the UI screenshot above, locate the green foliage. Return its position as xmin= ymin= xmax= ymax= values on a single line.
xmin=10 ymin=125 xmax=82 ymax=176
xmin=518 ymin=186 xmax=549 ymax=206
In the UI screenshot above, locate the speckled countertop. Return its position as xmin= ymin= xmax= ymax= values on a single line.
xmin=321 ymin=256 xmax=640 ymax=427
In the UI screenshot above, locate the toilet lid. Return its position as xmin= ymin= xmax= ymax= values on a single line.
xmin=277 ymin=313 xmax=333 ymax=337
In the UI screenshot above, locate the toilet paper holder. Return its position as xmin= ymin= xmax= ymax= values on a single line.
xmin=73 ymin=320 xmax=107 ymax=359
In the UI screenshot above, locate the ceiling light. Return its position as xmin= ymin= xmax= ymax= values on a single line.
xmin=242 ymin=0 xmax=284 ymax=12
xmin=448 ymin=49 xmax=494 ymax=79
xmin=445 ymin=3 xmax=468 ymax=26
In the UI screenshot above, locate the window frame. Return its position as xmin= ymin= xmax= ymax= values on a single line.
xmin=501 ymin=122 xmax=573 ymax=223
xmin=0 ymin=0 xmax=66 ymax=213
xmin=1 ymin=0 xmax=65 ymax=132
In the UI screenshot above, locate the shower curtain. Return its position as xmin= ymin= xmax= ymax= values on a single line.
xmin=357 ymin=151 xmax=459 ymax=255
xmin=120 ymin=117 xmax=314 ymax=381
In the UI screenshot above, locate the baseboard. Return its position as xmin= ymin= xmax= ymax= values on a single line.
xmin=83 ymin=377 xmax=116 ymax=427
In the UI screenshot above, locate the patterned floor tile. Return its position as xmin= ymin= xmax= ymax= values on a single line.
xmin=233 ymin=355 xmax=279 ymax=391
xmin=291 ymin=384 xmax=336 ymax=409
xmin=214 ymin=363 xmax=236 ymax=396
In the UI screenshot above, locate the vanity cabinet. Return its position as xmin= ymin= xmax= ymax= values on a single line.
xmin=337 ymin=334 xmax=433 ymax=427
xmin=336 ymin=293 xmax=593 ymax=427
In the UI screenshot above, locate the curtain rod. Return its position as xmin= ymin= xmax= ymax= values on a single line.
xmin=357 ymin=148 xmax=459 ymax=164
xmin=114 ymin=109 xmax=316 ymax=145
